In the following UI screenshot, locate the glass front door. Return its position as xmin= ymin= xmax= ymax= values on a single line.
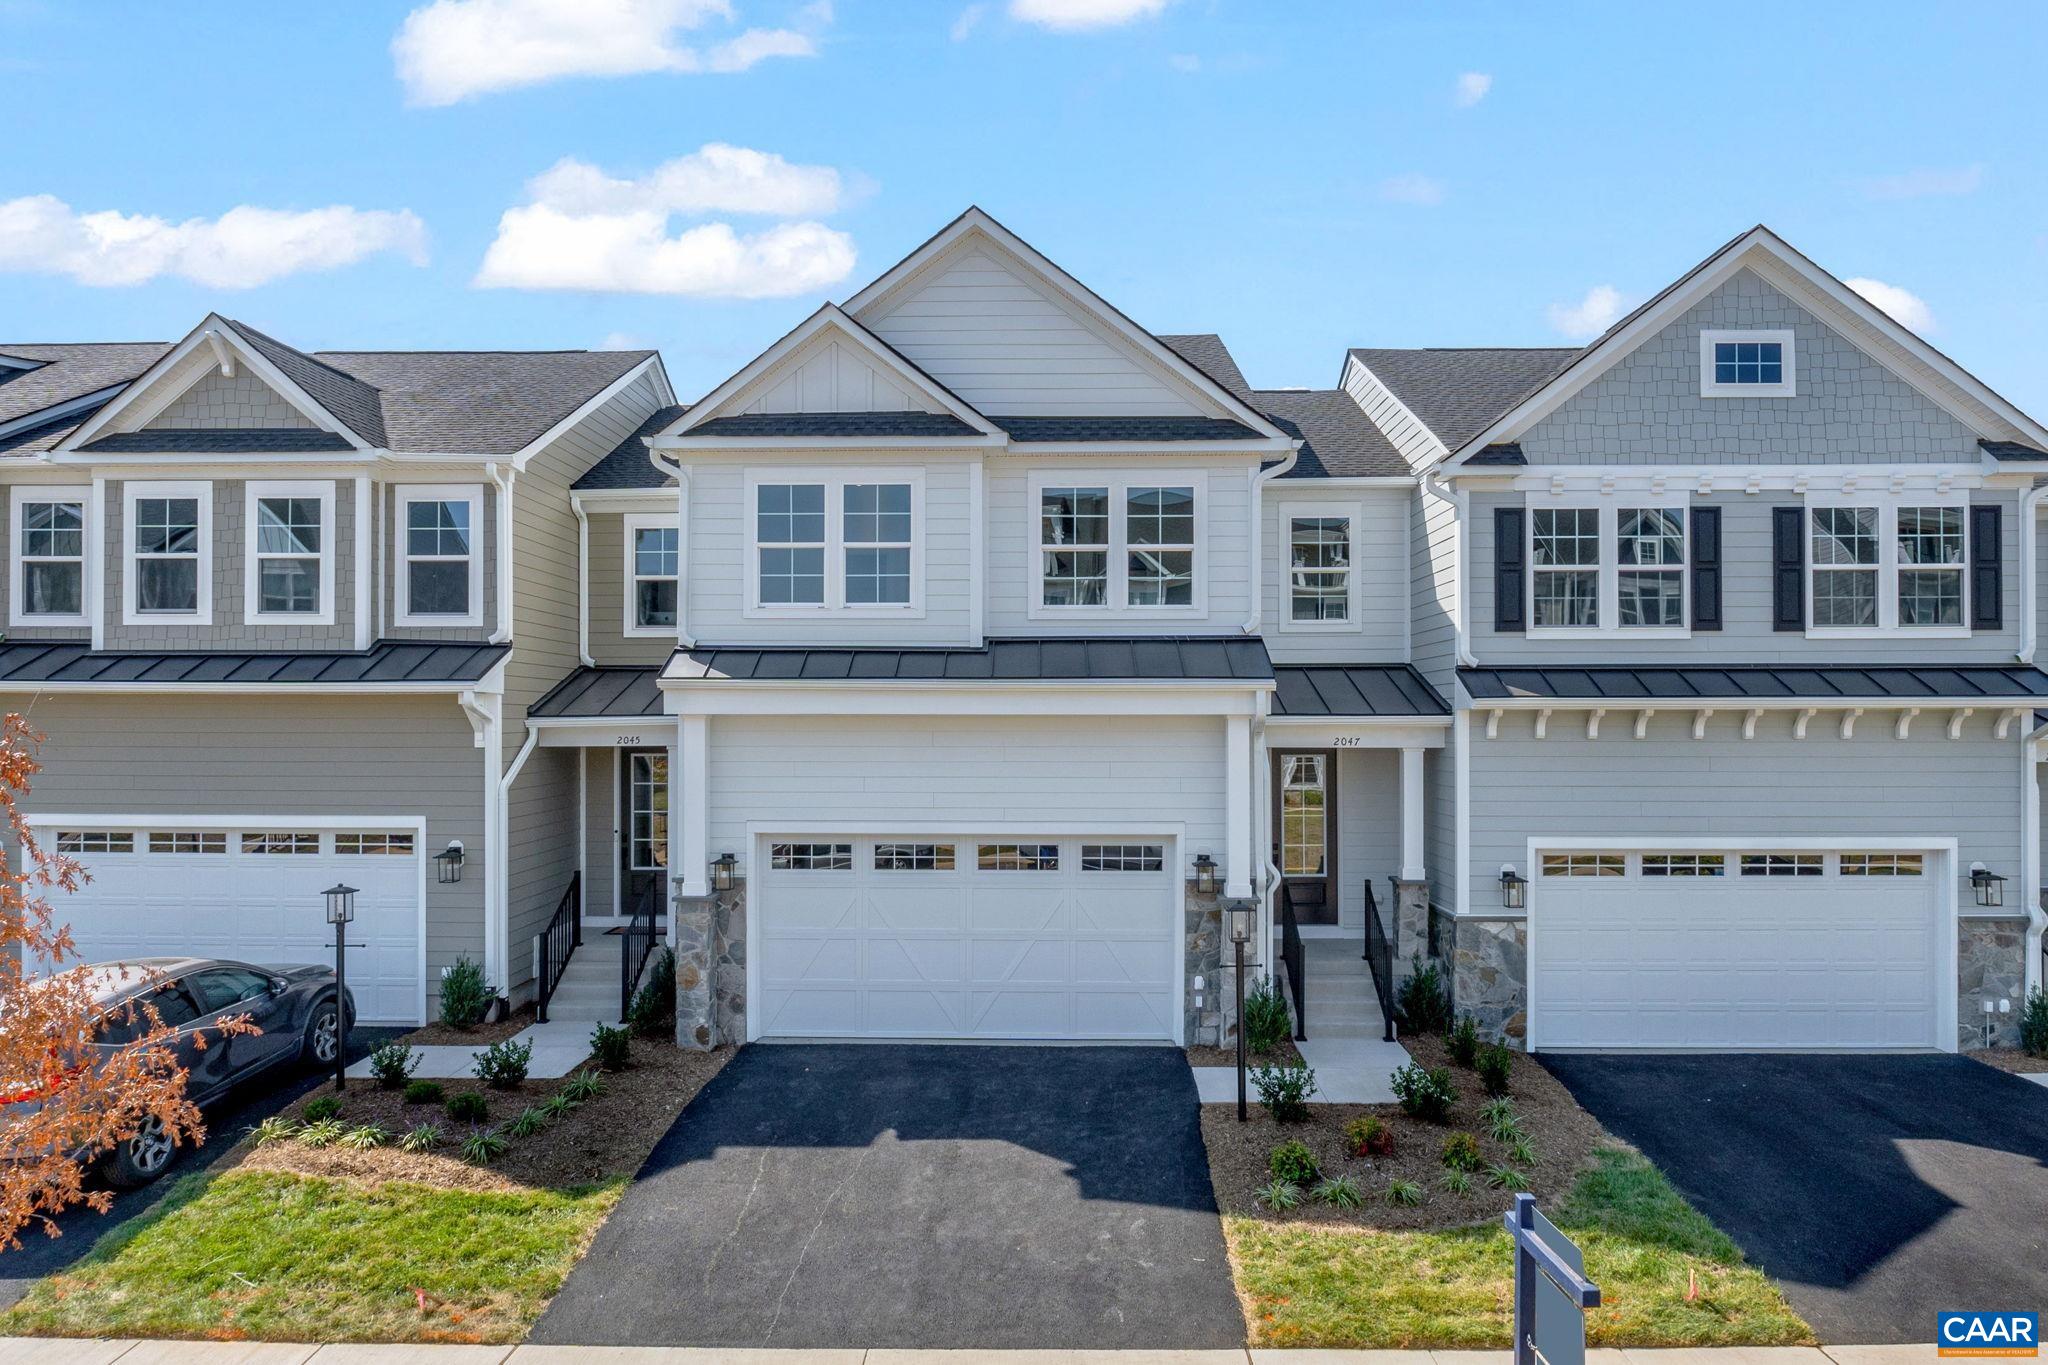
xmin=1276 ymin=752 xmax=1337 ymax=924
xmin=620 ymin=749 xmax=669 ymax=916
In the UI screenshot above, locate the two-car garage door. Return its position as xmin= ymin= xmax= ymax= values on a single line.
xmin=1530 ymin=847 xmax=1947 ymax=1050
xmin=753 ymin=835 xmax=1181 ymax=1042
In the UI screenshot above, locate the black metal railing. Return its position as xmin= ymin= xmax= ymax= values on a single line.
xmin=620 ymin=882 xmax=660 ymax=1023
xmin=1278 ymin=880 xmax=1307 ymax=1040
xmin=1363 ymin=876 xmax=1396 ymax=1041
xmin=533 ymin=871 xmax=581 ymax=1024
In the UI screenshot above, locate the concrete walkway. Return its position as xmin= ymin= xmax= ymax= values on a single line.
xmin=341 ymin=1019 xmax=600 ymax=1082
xmin=1194 ymin=931 xmax=1410 ymax=1104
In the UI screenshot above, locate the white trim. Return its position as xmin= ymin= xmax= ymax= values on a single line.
xmin=662 ymin=682 xmax=1268 ymax=719
xmin=1453 ymin=709 xmax=1472 ymax=917
xmin=621 ymin=511 xmax=681 ymax=638
xmin=243 ymin=479 xmax=337 ymax=627
xmin=1523 ymin=493 xmax=1692 ymax=639
xmin=0 ymin=385 xmax=128 ymax=444
xmin=487 ymin=465 xmax=514 ymax=643
xmin=353 ymin=477 xmax=371 ymax=650
xmin=1027 ymin=469 xmax=1208 ymax=621
xmin=87 ymin=477 xmax=106 ymax=648
xmin=120 ymin=479 xmax=212 ymax=626
xmin=1262 ymin=718 xmax=1449 ymax=750
xmin=1802 ymin=488 xmax=1971 ymax=640
xmin=509 ymin=356 xmax=663 ymax=471
xmin=9 ymin=484 xmax=90 ymax=629
xmin=393 ymin=484 xmax=484 ymax=629
xmin=678 ymin=714 xmax=707 ymax=897
xmin=1484 ymin=463 xmax=1988 ymax=493
xmin=968 ymin=458 xmax=986 ymax=647
xmin=1699 ymin=328 xmax=1796 ymax=398
xmin=1276 ymin=499 xmax=1362 ymax=632
xmin=741 ymin=468 xmax=927 ymax=618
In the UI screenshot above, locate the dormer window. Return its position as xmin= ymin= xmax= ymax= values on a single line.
xmin=1700 ymin=329 xmax=1795 ymax=397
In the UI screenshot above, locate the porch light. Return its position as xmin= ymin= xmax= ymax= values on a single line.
xmin=710 ymin=852 xmax=738 ymax=893
xmin=434 ymin=841 xmax=464 ymax=884
xmin=1227 ymin=900 xmax=1256 ymax=946
xmin=1194 ymin=853 xmax=1220 ymax=897
xmin=1498 ymin=865 xmax=1527 ymax=911
xmin=323 ymin=883 xmax=358 ymax=925
xmin=1970 ymin=861 xmax=2006 ymax=908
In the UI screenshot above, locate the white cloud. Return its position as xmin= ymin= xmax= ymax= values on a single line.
xmin=1008 ymin=0 xmax=1171 ymax=31
xmin=1453 ymin=71 xmax=1491 ymax=107
xmin=392 ymin=0 xmax=827 ymax=106
xmin=950 ymin=2 xmax=987 ymax=40
xmin=1547 ymin=284 xmax=1630 ymax=341
xmin=1857 ymin=165 xmax=1983 ymax=201
xmin=1846 ymin=277 xmax=1936 ymax=333
xmin=474 ymin=144 xmax=855 ymax=298
xmin=1378 ymin=173 xmax=1445 ymax=207
xmin=598 ymin=331 xmax=654 ymax=350
xmin=0 ymin=194 xmax=427 ymax=289
xmin=1167 ymin=52 xmax=1199 ymax=72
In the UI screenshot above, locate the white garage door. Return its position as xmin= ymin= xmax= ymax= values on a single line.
xmin=38 ymin=823 xmax=424 ymax=1025
xmin=1531 ymin=848 xmax=1944 ymax=1051
xmin=754 ymin=836 xmax=1180 ymax=1041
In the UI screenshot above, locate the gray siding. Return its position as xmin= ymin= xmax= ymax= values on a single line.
xmin=583 ymin=746 xmax=618 ymax=917
xmin=1518 ymin=268 xmax=1983 ymax=465
xmin=1260 ymin=485 xmax=1408 ymax=663
xmin=148 ymin=370 xmax=317 ymax=430
xmin=1335 ymin=747 xmax=1400 ymax=929
xmin=587 ymin=510 xmax=683 ymax=666
xmin=381 ymin=481 xmax=497 ymax=643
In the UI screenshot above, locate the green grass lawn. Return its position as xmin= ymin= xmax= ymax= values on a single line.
xmin=1 ymin=1170 xmax=622 ymax=1344
xmin=1227 ymin=1146 xmax=1813 ymax=1350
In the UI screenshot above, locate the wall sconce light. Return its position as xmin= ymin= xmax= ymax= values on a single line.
xmin=434 ymin=841 xmax=464 ymax=884
xmin=1970 ymin=861 xmax=2006 ymax=908
xmin=1193 ymin=853 xmax=1219 ymax=897
xmin=710 ymin=851 xmax=738 ymax=892
xmin=1499 ymin=865 xmax=1527 ymax=910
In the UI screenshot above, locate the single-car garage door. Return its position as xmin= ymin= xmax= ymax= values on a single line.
xmin=754 ymin=836 xmax=1181 ymax=1042
xmin=1531 ymin=847 xmax=1947 ymax=1051
xmin=36 ymin=821 xmax=425 ymax=1024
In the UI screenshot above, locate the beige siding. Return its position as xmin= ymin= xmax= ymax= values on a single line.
xmin=148 ymin=370 xmax=316 ymax=429
xmin=587 ymin=510 xmax=682 ymax=666
xmin=381 ymin=480 xmax=497 ymax=644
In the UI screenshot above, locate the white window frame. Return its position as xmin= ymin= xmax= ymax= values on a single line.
xmin=1803 ymin=489 xmax=1970 ymax=640
xmin=121 ymin=480 xmax=212 ymax=626
xmin=1524 ymin=494 xmax=1691 ymax=639
xmin=394 ymin=484 xmax=484 ymax=629
xmin=1027 ymin=469 xmax=1208 ymax=620
xmin=10 ymin=485 xmax=90 ymax=629
xmin=1279 ymin=500 xmax=1361 ymax=632
xmin=243 ymin=480 xmax=336 ymax=627
xmin=1699 ymin=328 xmax=1796 ymax=398
xmin=742 ymin=468 xmax=925 ymax=618
xmin=622 ymin=512 xmax=681 ymax=638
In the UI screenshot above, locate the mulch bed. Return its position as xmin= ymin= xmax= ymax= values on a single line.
xmin=401 ymin=1003 xmax=537 ymax=1047
xmin=1970 ymin=1047 xmax=2048 ymax=1077
xmin=1200 ymin=1033 xmax=1607 ymax=1231
xmin=1188 ymin=1038 xmax=1305 ymax=1068
xmin=235 ymin=1037 xmax=729 ymax=1193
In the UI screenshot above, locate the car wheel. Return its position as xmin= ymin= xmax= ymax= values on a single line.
xmin=302 ymin=998 xmax=341 ymax=1068
xmin=102 ymin=1115 xmax=177 ymax=1188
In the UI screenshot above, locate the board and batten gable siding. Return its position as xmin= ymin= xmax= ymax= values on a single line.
xmin=735 ymin=335 xmax=943 ymax=415
xmin=706 ymin=714 xmax=1227 ymax=873
xmin=1468 ymin=487 xmax=2023 ymax=663
xmin=381 ymin=480 xmax=498 ymax=643
xmin=7 ymin=694 xmax=486 ymax=1003
xmin=103 ymin=477 xmax=359 ymax=652
xmin=1260 ymin=484 xmax=1408 ymax=663
xmin=1466 ymin=711 xmax=2022 ymax=903
xmin=858 ymin=243 xmax=1211 ymax=419
xmin=146 ymin=369 xmax=318 ymax=430
xmin=1516 ymin=268 xmax=1983 ymax=465
xmin=586 ymin=510 xmax=680 ymax=666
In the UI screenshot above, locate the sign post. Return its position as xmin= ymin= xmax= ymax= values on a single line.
xmin=1504 ymin=1193 xmax=1601 ymax=1365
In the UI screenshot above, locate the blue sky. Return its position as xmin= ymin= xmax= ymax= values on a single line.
xmin=5 ymin=0 xmax=2046 ymax=414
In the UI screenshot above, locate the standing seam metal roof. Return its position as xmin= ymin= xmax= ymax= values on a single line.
xmin=1458 ymin=664 xmax=2048 ymax=703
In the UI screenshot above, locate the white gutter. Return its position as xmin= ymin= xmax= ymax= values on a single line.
xmin=2019 ymin=482 xmax=2048 ymax=663
xmin=1243 ymin=445 xmax=1302 ymax=633
xmin=572 ymin=498 xmax=594 ymax=666
xmin=487 ymin=464 xmax=516 ymax=644
xmin=1425 ymin=471 xmax=1478 ymax=667
xmin=647 ymin=443 xmax=694 ymax=647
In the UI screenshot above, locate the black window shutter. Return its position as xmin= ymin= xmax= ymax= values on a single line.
xmin=1690 ymin=506 xmax=1722 ymax=631
xmin=1494 ymin=506 xmax=1526 ymax=632
xmin=1771 ymin=506 xmax=1805 ymax=632
xmin=1970 ymin=503 xmax=2003 ymax=631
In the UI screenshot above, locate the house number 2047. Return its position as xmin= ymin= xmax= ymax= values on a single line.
xmin=1332 ymin=736 xmax=1366 ymax=747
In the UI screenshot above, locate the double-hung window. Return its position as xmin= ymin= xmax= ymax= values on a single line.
xmin=746 ymin=471 xmax=921 ymax=613
xmin=123 ymin=481 xmax=209 ymax=624
xmin=1032 ymin=472 xmax=1204 ymax=615
xmin=623 ymin=514 xmax=679 ymax=635
xmin=1807 ymin=496 xmax=1966 ymax=635
xmin=396 ymin=486 xmax=482 ymax=627
xmin=12 ymin=487 xmax=88 ymax=627
xmin=1528 ymin=501 xmax=1688 ymax=634
xmin=245 ymin=481 xmax=334 ymax=625
xmin=1700 ymin=329 xmax=1795 ymax=397
xmin=1284 ymin=505 xmax=1357 ymax=626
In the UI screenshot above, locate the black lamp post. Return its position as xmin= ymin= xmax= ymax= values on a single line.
xmin=324 ymin=883 xmax=357 ymax=1092
xmin=1229 ymin=900 xmax=1256 ymax=1121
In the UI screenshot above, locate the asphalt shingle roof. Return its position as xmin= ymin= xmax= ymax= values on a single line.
xmin=1347 ymin=347 xmax=1578 ymax=453
xmin=0 ymin=343 xmax=174 ymax=453
xmin=1155 ymin=333 xmax=1255 ymax=404
xmin=1155 ymin=333 xmax=1407 ymax=478
xmin=80 ymin=429 xmax=355 ymax=454
xmin=994 ymin=416 xmax=1261 ymax=442
xmin=311 ymin=345 xmax=654 ymax=455
xmin=689 ymin=412 xmax=980 ymax=439
xmin=571 ymin=405 xmax=688 ymax=490
xmin=0 ymin=639 xmax=508 ymax=689
xmin=231 ymin=320 xmax=388 ymax=446
xmin=1981 ymin=439 xmax=2048 ymax=461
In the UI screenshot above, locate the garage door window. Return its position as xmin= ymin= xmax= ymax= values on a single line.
xmin=1081 ymin=844 xmax=1165 ymax=872
xmin=243 ymin=832 xmax=319 ymax=855
xmin=57 ymin=831 xmax=133 ymax=854
xmin=770 ymin=843 xmax=852 ymax=870
xmin=978 ymin=843 xmax=1059 ymax=871
xmin=1541 ymin=853 xmax=1623 ymax=877
xmin=1840 ymin=853 xmax=1924 ymax=876
xmin=1741 ymin=853 xmax=1823 ymax=877
xmin=1641 ymin=854 xmax=1725 ymax=877
xmin=337 ymin=834 xmax=415 ymax=856
xmin=874 ymin=843 xmax=954 ymax=870
xmin=148 ymin=832 xmax=225 ymax=855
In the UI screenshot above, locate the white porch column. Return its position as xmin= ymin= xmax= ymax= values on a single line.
xmin=676 ymin=713 xmax=708 ymax=898
xmin=1226 ymin=714 xmax=1253 ymax=899
xmin=1400 ymin=745 xmax=1426 ymax=882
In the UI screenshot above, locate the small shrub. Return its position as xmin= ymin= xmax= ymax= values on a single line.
xmin=338 ymin=1123 xmax=389 ymax=1151
xmin=1268 ymin=1139 xmax=1319 ymax=1185
xmin=1344 ymin=1115 xmax=1393 ymax=1158
xmin=559 ymin=1069 xmax=605 ymax=1104
xmin=1509 ymin=1137 xmax=1539 ymax=1168
xmin=1254 ymin=1178 xmax=1303 ymax=1211
xmin=540 ymin=1093 xmax=577 ymax=1121
xmin=1389 ymin=1062 xmax=1457 ymax=1123
xmin=628 ymin=947 xmax=677 ymax=1039
xmin=590 ymin=1023 xmax=632 ymax=1072
xmin=445 ymin=1091 xmax=490 ymax=1124
xmin=1313 ymin=1175 xmax=1362 ymax=1209
xmin=368 ymin=1041 xmax=419 ymax=1090
xmin=399 ymin=1123 xmax=443 ymax=1153
xmin=473 ymin=1037 xmax=533 ymax=1090
xmin=1486 ymin=1163 xmax=1531 ymax=1191
xmin=302 ymin=1095 xmax=343 ymax=1123
xmin=251 ymin=1116 xmax=299 ymax=1146
xmin=461 ymin=1128 xmax=509 ymax=1165
xmin=1480 ymin=1097 xmax=1523 ymax=1143
xmin=2022 ymin=986 xmax=2048 ymax=1057
xmin=1241 ymin=976 xmax=1293 ymax=1056
xmin=1251 ymin=1063 xmax=1316 ymax=1123
xmin=439 ymin=957 xmax=494 ymax=1030
xmin=1440 ymin=1131 xmax=1482 ymax=1171
xmin=403 ymin=1079 xmax=445 ymax=1106
xmin=298 ymin=1118 xmax=346 ymax=1148
xmin=1385 ymin=1178 xmax=1424 ymax=1207
xmin=507 ymin=1106 xmax=552 ymax=1139
xmin=1438 ymin=1168 xmax=1473 ymax=1195
xmin=1395 ymin=957 xmax=1452 ymax=1034
xmin=1477 ymin=1043 xmax=1514 ymax=1097
xmin=1447 ymin=1016 xmax=1480 ymax=1067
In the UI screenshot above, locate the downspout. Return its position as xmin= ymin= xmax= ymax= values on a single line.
xmin=2017 ymin=481 xmax=2048 ymax=663
xmin=487 ymin=463 xmax=516 ymax=645
xmin=1425 ymin=470 xmax=1479 ymax=668
xmin=647 ymin=444 xmax=695 ymax=647
xmin=1242 ymin=445 xmax=1302 ymax=633
xmin=572 ymin=497 xmax=594 ymax=666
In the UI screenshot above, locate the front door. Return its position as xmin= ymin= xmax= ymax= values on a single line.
xmin=1274 ymin=752 xmax=1338 ymax=924
xmin=619 ymin=749 xmax=669 ymax=918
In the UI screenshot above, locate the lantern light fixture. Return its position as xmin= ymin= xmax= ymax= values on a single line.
xmin=1193 ymin=853 xmax=1219 ymax=897
xmin=1970 ymin=861 xmax=2006 ymax=908
xmin=1499 ymin=865 xmax=1527 ymax=911
xmin=324 ymin=883 xmax=358 ymax=925
xmin=711 ymin=852 xmax=738 ymax=893
xmin=434 ymin=841 xmax=464 ymax=884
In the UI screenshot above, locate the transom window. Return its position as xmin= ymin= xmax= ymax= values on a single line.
xmin=749 ymin=474 xmax=919 ymax=612
xmin=1641 ymin=853 xmax=1725 ymax=877
xmin=1529 ymin=503 xmax=1687 ymax=632
xmin=148 ymin=832 xmax=226 ymax=855
xmin=625 ymin=516 xmax=679 ymax=633
xmin=1839 ymin=853 xmax=1923 ymax=876
xmin=1740 ymin=854 xmax=1823 ymax=877
xmin=247 ymin=482 xmax=333 ymax=624
xmin=1034 ymin=474 xmax=1203 ymax=614
xmin=1541 ymin=854 xmax=1625 ymax=877
xmin=1700 ymin=330 xmax=1795 ymax=397
xmin=398 ymin=487 xmax=482 ymax=626
xmin=1808 ymin=500 xmax=1966 ymax=633
xmin=977 ymin=843 xmax=1059 ymax=871
xmin=874 ymin=843 xmax=955 ymax=871
xmin=1287 ymin=511 xmax=1353 ymax=624
xmin=126 ymin=483 xmax=208 ymax=622
xmin=242 ymin=832 xmax=319 ymax=855
xmin=1081 ymin=844 xmax=1165 ymax=872
xmin=771 ymin=842 xmax=853 ymax=870
xmin=337 ymin=833 xmax=415 ymax=856
xmin=57 ymin=831 xmax=133 ymax=854
xmin=13 ymin=490 xmax=87 ymax=626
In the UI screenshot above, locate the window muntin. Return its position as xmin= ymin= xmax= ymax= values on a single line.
xmin=14 ymin=492 xmax=86 ymax=625
xmin=756 ymin=483 xmax=826 ymax=606
xmin=1640 ymin=853 xmax=1725 ymax=877
xmin=1080 ymin=844 xmax=1165 ymax=872
xmin=629 ymin=753 xmax=669 ymax=872
xmin=1280 ymin=754 xmax=1327 ymax=878
xmin=1616 ymin=508 xmax=1686 ymax=628
xmin=1288 ymin=514 xmax=1352 ymax=623
xmin=625 ymin=516 xmax=679 ymax=633
xmin=1839 ymin=853 xmax=1924 ymax=876
xmin=748 ymin=473 xmax=921 ymax=612
xmin=1529 ymin=503 xmax=1689 ymax=633
xmin=1041 ymin=486 xmax=1109 ymax=606
xmin=336 ymin=833 xmax=415 ymax=856
xmin=770 ymin=842 xmax=853 ymax=871
xmin=1896 ymin=506 xmax=1964 ymax=627
xmin=1531 ymin=507 xmax=1599 ymax=628
xmin=1032 ymin=473 xmax=1203 ymax=615
xmin=398 ymin=488 xmax=482 ymax=626
xmin=1125 ymin=486 xmax=1195 ymax=606
xmin=1807 ymin=499 xmax=1970 ymax=635
xmin=57 ymin=831 xmax=133 ymax=854
xmin=1740 ymin=854 xmax=1823 ymax=877
xmin=1811 ymin=507 xmax=1879 ymax=628
xmin=1540 ymin=854 xmax=1624 ymax=877
xmin=1714 ymin=341 xmax=1783 ymax=387
xmin=246 ymin=481 xmax=333 ymax=624
xmin=874 ymin=843 xmax=955 ymax=871
xmin=842 ymin=484 xmax=912 ymax=605
xmin=242 ymin=832 xmax=319 ymax=855
xmin=1700 ymin=330 xmax=1795 ymax=396
xmin=131 ymin=492 xmax=202 ymax=616
xmin=147 ymin=832 xmax=226 ymax=855
xmin=976 ymin=843 xmax=1059 ymax=871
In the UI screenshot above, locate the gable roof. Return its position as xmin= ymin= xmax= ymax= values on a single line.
xmin=231 ymin=320 xmax=388 ymax=445
xmin=572 ymin=404 xmax=689 ymax=491
xmin=1346 ymin=348 xmax=1577 ymax=455
xmin=0 ymin=343 xmax=175 ymax=454
xmin=313 ymin=347 xmax=656 ymax=454
xmin=1155 ymin=333 xmax=1404 ymax=478
xmin=1156 ymin=333 xmax=1255 ymax=404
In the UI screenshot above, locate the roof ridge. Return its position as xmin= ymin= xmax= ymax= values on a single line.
xmin=226 ymin=317 xmax=386 ymax=392
xmin=314 ymin=348 xmax=647 ymax=357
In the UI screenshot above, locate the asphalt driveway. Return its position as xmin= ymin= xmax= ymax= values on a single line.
xmin=1542 ymin=1052 xmax=2048 ymax=1344
xmin=532 ymin=1043 xmax=1244 ymax=1350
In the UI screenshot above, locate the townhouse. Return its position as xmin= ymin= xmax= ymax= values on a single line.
xmin=2 ymin=210 xmax=2041 ymax=1052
